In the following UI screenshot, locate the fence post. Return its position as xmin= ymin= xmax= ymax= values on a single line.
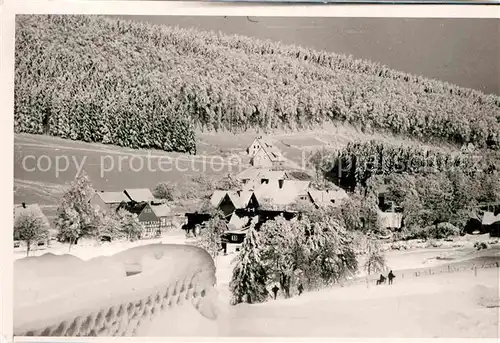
xmin=474 ymin=266 xmax=477 ymax=277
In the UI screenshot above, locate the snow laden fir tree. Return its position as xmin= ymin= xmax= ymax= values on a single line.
xmin=229 ymin=208 xmax=362 ymax=304
xmin=230 ymin=226 xmax=269 ymax=305
xmin=55 ymin=172 xmax=143 ymax=250
xmin=55 ymin=172 xmax=101 ymax=250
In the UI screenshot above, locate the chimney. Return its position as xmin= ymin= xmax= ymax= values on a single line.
xmin=22 ymin=202 xmax=26 ymax=209
xmin=279 ymin=180 xmax=284 ymax=189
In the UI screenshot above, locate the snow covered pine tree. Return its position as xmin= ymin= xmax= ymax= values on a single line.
xmin=229 ymin=226 xmax=269 ymax=305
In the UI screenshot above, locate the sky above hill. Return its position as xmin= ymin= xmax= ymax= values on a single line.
xmin=111 ymin=16 xmax=499 ymax=95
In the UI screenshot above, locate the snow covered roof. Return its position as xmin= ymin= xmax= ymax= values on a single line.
xmin=124 ymin=188 xmax=155 ymax=202
xmin=482 ymin=211 xmax=500 ymax=225
xmin=261 ymin=147 xmax=286 ymax=162
xmin=95 ymin=191 xmax=129 ymax=204
xmin=237 ymin=191 xmax=254 ymax=208
xmin=151 ymin=204 xmax=172 ymax=218
xmin=237 ymin=168 xmax=289 ymax=181
xmin=254 ymin=180 xmax=310 ymax=208
xmin=228 ymin=213 xmax=249 ymax=230
xmin=210 ymin=190 xmax=227 ymax=208
xmin=308 ymin=188 xmax=349 ymax=208
xmin=249 ymin=137 xmax=286 ymax=162
xmin=226 ymin=191 xmax=245 ymax=209
xmin=209 ymin=190 xmax=255 ymax=210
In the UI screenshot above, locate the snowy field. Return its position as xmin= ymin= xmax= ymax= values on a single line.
xmin=218 ymin=267 xmax=499 ymax=338
xmin=13 ymin=233 xmax=500 ymax=338
xmin=13 ymin=231 xmax=188 ymax=261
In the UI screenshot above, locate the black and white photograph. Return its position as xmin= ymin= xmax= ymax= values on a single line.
xmin=10 ymin=12 xmax=500 ymax=339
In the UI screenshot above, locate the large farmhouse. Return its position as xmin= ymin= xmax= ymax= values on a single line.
xmin=117 ymin=201 xmax=160 ymax=239
xmin=247 ymin=136 xmax=286 ymax=170
xmin=90 ymin=188 xmax=172 ymax=239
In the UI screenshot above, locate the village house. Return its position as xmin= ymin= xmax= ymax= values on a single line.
xmin=151 ymin=203 xmax=173 ymax=230
xmin=90 ymin=191 xmax=130 ymax=212
xmin=182 ymin=212 xmax=212 ymax=236
xmin=252 ymin=179 xmax=311 ymax=211
xmin=236 ymin=168 xmax=290 ymax=186
xmin=483 ymin=210 xmax=500 ymax=237
xmin=221 ymin=228 xmax=248 ymax=254
xmin=478 ymin=202 xmax=500 ymax=237
xmin=307 ymin=188 xmax=349 ymax=209
xmin=187 ymin=178 xmax=354 ymax=252
xmin=118 ymin=201 xmax=162 ymax=239
xmin=375 ymin=185 xmax=404 ymax=231
xmin=247 ymin=136 xmax=286 ymax=170
xmin=209 ymin=190 xmax=258 ymax=218
xmin=90 ymin=187 xmax=172 ymax=239
xmin=200 ymin=179 xmax=353 ymax=227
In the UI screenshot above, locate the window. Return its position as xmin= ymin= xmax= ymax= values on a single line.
xmin=231 ymin=235 xmax=238 ymax=242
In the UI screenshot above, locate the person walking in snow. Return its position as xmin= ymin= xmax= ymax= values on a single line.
xmin=272 ymin=285 xmax=279 ymax=300
xmin=388 ymin=270 xmax=396 ymax=285
xmin=298 ymin=283 xmax=304 ymax=296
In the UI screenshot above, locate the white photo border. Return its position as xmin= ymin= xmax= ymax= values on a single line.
xmin=1 ymin=1 xmax=498 ymax=343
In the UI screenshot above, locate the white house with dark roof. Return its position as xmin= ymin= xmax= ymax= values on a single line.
xmin=247 ymin=136 xmax=268 ymax=157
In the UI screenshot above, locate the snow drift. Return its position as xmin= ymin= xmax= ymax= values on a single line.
xmin=14 ymin=244 xmax=219 ymax=336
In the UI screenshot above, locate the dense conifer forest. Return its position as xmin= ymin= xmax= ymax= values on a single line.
xmin=14 ymin=15 xmax=500 ymax=152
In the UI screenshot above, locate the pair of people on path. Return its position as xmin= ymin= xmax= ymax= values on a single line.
xmin=377 ymin=270 xmax=396 ymax=285
xmin=271 ymin=283 xmax=304 ymax=300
